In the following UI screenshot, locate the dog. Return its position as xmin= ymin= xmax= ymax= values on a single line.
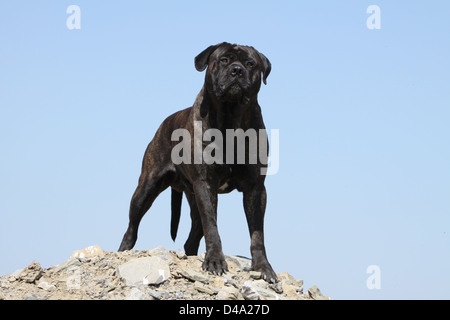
xmin=118 ymin=42 xmax=277 ymax=282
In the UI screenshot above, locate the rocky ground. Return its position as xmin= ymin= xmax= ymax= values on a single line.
xmin=0 ymin=245 xmax=330 ymax=300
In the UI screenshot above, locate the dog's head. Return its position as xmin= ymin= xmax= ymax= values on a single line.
xmin=195 ymin=42 xmax=271 ymax=108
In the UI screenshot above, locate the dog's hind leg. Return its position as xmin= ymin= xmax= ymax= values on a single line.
xmin=183 ymin=191 xmax=204 ymax=255
xmin=119 ymin=166 xmax=174 ymax=251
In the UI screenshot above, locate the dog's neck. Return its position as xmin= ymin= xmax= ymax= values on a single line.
xmin=198 ymin=86 xmax=257 ymax=132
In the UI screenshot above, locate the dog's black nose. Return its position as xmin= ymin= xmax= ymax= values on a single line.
xmin=230 ymin=64 xmax=244 ymax=77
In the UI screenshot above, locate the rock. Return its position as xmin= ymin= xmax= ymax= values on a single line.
xmin=117 ymin=256 xmax=171 ymax=286
xmin=148 ymin=246 xmax=173 ymax=263
xmin=176 ymin=249 xmax=187 ymax=260
xmin=194 ymin=281 xmax=217 ymax=295
xmin=8 ymin=268 xmax=24 ymax=281
xmin=216 ymin=286 xmax=240 ymax=300
xmin=280 ymin=272 xmax=303 ymax=290
xmin=0 ymin=278 xmax=10 ymax=289
xmin=71 ymin=245 xmax=104 ymax=259
xmin=53 ymin=257 xmax=82 ymax=273
xmin=23 ymin=293 xmax=46 ymax=300
xmin=241 ymin=281 xmax=260 ymax=300
xmin=257 ymin=288 xmax=280 ymax=300
xmin=180 ymin=268 xmax=209 ymax=283
xmin=252 ymin=279 xmax=281 ymax=300
xmin=18 ymin=261 xmax=43 ymax=283
xmin=66 ymin=270 xmax=82 ymax=290
xmin=175 ymin=292 xmax=184 ymax=299
xmin=126 ymin=288 xmax=148 ymax=300
xmin=308 ymin=284 xmax=330 ymax=300
xmin=241 ymin=280 xmax=280 ymax=300
xmin=37 ymin=281 xmax=56 ymax=291
xmin=281 ymin=283 xmax=300 ymax=299
xmin=148 ymin=289 xmax=162 ymax=300
xmin=278 ymin=272 xmax=303 ymax=299
xmin=143 ymin=260 xmax=171 ymax=285
xmin=196 ymin=252 xmax=206 ymax=262
xmin=249 ymin=271 xmax=262 ymax=279
xmin=225 ymin=255 xmax=252 ymax=271
xmin=213 ymin=276 xmax=225 ymax=288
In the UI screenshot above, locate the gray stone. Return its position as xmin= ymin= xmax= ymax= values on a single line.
xmin=9 ymin=268 xmax=24 ymax=281
xmin=143 ymin=267 xmax=170 ymax=285
xmin=197 ymin=252 xmax=206 ymax=262
xmin=279 ymin=272 xmax=303 ymax=299
xmin=66 ymin=271 xmax=81 ymax=290
xmin=241 ymin=280 xmax=280 ymax=300
xmin=216 ymin=286 xmax=240 ymax=300
xmin=117 ymin=257 xmax=171 ymax=286
xmin=0 ymin=278 xmax=10 ymax=289
xmin=225 ymin=255 xmax=252 ymax=271
xmin=249 ymin=271 xmax=262 ymax=279
xmin=176 ymin=249 xmax=187 ymax=260
xmin=175 ymin=292 xmax=184 ymax=299
xmin=126 ymin=288 xmax=147 ymax=300
xmin=23 ymin=293 xmax=46 ymax=300
xmin=308 ymin=285 xmax=329 ymax=300
xmin=37 ymin=281 xmax=56 ymax=291
xmin=148 ymin=246 xmax=173 ymax=263
xmin=158 ymin=291 xmax=170 ymax=299
xmin=194 ymin=281 xmax=217 ymax=295
xmin=297 ymin=279 xmax=304 ymax=293
xmin=148 ymin=289 xmax=162 ymax=300
xmin=180 ymin=268 xmax=209 ymax=283
xmin=256 ymin=287 xmax=280 ymax=300
xmin=252 ymin=280 xmax=280 ymax=300
xmin=18 ymin=261 xmax=43 ymax=283
xmin=54 ymin=257 xmax=82 ymax=273
xmin=241 ymin=281 xmax=260 ymax=300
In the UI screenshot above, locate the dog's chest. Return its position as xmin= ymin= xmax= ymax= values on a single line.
xmin=214 ymin=165 xmax=247 ymax=193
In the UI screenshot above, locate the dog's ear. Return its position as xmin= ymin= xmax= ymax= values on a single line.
xmin=195 ymin=42 xmax=227 ymax=72
xmin=256 ymin=50 xmax=271 ymax=85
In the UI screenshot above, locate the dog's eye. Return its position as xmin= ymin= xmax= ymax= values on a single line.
xmin=246 ymin=61 xmax=255 ymax=68
xmin=220 ymin=58 xmax=229 ymax=64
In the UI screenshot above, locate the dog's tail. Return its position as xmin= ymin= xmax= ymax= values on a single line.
xmin=171 ymin=188 xmax=183 ymax=241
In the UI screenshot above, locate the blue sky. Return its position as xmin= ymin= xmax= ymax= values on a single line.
xmin=1 ymin=1 xmax=449 ymax=299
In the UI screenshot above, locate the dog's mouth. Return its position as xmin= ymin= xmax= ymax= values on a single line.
xmin=218 ymin=84 xmax=251 ymax=105
xmin=228 ymin=83 xmax=242 ymax=95
xmin=217 ymin=83 xmax=242 ymax=103
xmin=218 ymin=79 xmax=249 ymax=99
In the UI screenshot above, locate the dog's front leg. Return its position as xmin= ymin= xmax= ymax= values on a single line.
xmin=193 ymin=179 xmax=228 ymax=275
xmin=243 ymin=185 xmax=278 ymax=283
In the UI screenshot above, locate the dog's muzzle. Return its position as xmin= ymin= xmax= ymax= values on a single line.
xmin=217 ymin=63 xmax=251 ymax=101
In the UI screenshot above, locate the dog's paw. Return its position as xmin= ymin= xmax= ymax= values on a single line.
xmin=202 ymin=251 xmax=228 ymax=276
xmin=253 ymin=262 xmax=278 ymax=283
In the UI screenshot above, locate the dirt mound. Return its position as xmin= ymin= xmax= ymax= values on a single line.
xmin=0 ymin=245 xmax=330 ymax=300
